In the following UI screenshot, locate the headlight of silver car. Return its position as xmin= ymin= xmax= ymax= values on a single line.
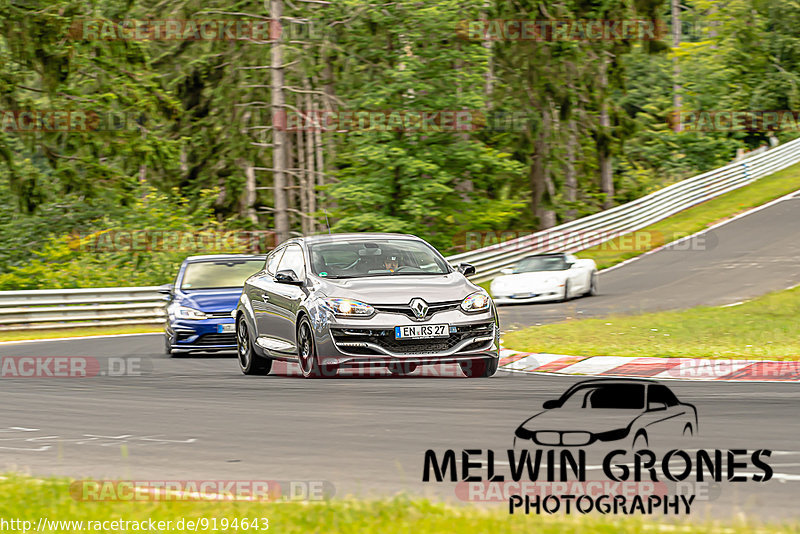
xmin=321 ymin=298 xmax=375 ymax=317
xmin=460 ymin=291 xmax=491 ymax=313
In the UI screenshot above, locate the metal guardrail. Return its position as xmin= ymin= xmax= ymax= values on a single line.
xmin=0 ymin=287 xmax=166 ymax=332
xmin=448 ymin=136 xmax=800 ymax=282
xmin=1 ymin=137 xmax=799 ymax=331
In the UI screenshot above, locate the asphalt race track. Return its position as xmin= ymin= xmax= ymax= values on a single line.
xmin=1 ymin=338 xmax=799 ymax=520
xmin=2 ymin=193 xmax=800 ymax=521
xmin=499 ymin=192 xmax=800 ymax=330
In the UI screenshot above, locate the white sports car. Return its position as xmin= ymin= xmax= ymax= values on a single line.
xmin=489 ymin=253 xmax=598 ymax=305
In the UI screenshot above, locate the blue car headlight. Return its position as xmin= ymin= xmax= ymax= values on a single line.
xmin=169 ymin=304 xmax=208 ymax=320
xmin=321 ymin=298 xmax=374 ymax=318
xmin=461 ymin=291 xmax=491 ymax=313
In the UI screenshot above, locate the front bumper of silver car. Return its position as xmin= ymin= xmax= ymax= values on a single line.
xmin=312 ymin=307 xmax=500 ymax=367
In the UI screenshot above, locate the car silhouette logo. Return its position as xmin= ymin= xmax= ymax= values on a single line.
xmin=513 ymin=378 xmax=698 ymax=450
xmin=409 ymin=298 xmax=429 ymax=319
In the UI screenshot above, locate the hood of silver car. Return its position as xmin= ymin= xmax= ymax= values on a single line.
xmin=318 ymin=272 xmax=479 ymax=305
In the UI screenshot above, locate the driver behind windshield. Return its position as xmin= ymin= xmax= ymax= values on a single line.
xmin=382 ymin=254 xmax=400 ymax=272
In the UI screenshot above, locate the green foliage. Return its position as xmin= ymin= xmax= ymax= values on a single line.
xmin=503 ymin=284 xmax=800 ymax=359
xmin=0 ymin=186 xmax=241 ymax=289
xmin=2 ymin=0 xmax=800 ymax=287
xmin=2 ymin=473 xmax=795 ymax=533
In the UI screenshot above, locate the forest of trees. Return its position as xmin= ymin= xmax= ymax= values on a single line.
xmin=1 ymin=0 xmax=799 ymax=288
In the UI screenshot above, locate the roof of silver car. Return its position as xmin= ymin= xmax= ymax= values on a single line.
xmin=296 ymin=232 xmax=420 ymax=245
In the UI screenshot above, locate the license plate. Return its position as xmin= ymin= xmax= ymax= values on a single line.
xmin=394 ymin=324 xmax=449 ymax=340
xmin=512 ymin=293 xmax=537 ymax=299
xmin=218 ymin=323 xmax=235 ymax=333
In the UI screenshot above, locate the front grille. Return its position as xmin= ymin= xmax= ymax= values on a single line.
xmin=533 ymin=431 xmax=592 ymax=446
xmin=331 ymin=322 xmax=493 ymax=355
xmin=194 ymin=333 xmax=236 ymax=345
xmin=373 ymin=300 xmax=461 ymax=320
xmin=206 ymin=311 xmax=234 ymax=318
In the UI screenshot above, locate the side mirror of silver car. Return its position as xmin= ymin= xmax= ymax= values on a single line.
xmin=457 ymin=263 xmax=476 ymax=276
xmin=275 ymin=269 xmax=303 ymax=285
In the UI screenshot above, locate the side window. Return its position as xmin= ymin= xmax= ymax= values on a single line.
xmin=277 ymin=245 xmax=306 ymax=279
xmin=266 ymin=247 xmax=285 ymax=276
xmin=649 ymin=385 xmax=679 ymax=406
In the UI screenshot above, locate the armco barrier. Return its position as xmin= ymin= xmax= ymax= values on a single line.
xmin=1 ymin=136 xmax=799 ymax=330
xmin=448 ymin=136 xmax=800 ymax=282
xmin=0 ymin=287 xmax=166 ymax=331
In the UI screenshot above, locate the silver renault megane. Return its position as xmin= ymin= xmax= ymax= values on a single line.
xmin=234 ymin=233 xmax=500 ymax=378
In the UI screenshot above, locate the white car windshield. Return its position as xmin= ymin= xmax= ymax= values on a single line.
xmin=513 ymin=255 xmax=569 ymax=273
xmin=308 ymin=239 xmax=450 ymax=279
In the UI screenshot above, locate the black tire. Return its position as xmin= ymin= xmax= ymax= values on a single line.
xmin=633 ymin=430 xmax=649 ymax=450
xmin=460 ymin=357 xmax=499 ymax=378
xmin=561 ymin=281 xmax=571 ymax=302
xmin=164 ymin=335 xmax=172 ymax=355
xmin=237 ymin=316 xmax=272 ymax=375
xmin=388 ymin=362 xmax=417 ymax=376
xmin=297 ymin=317 xmax=336 ymax=378
xmin=586 ymin=271 xmax=598 ymax=296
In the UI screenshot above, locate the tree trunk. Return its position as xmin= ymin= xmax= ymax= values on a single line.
xmin=295 ymin=107 xmax=310 ymax=235
xmin=564 ymin=117 xmax=578 ymax=221
xmin=672 ymin=0 xmax=682 ymax=132
xmin=598 ymin=56 xmax=614 ymax=210
xmin=482 ymin=0 xmax=493 ymax=100
xmin=530 ymin=125 xmax=547 ymax=227
xmin=241 ymin=161 xmax=258 ymax=224
xmin=270 ymin=0 xmax=290 ymax=242
xmin=539 ymin=100 xmax=556 ymax=228
xmin=304 ymin=81 xmax=316 ymax=234
xmin=319 ymin=48 xmax=336 ymax=212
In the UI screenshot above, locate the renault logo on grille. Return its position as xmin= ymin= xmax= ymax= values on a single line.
xmin=409 ymin=298 xmax=429 ymax=319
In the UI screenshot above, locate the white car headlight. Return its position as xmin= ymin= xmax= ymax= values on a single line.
xmin=461 ymin=291 xmax=491 ymax=313
xmin=322 ymin=298 xmax=374 ymax=317
xmin=174 ymin=306 xmax=208 ymax=320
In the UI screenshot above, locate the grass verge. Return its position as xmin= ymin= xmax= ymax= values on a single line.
xmin=502 ymin=286 xmax=800 ymax=360
xmin=0 ymin=325 xmax=161 ymax=343
xmin=580 ymin=162 xmax=800 ymax=270
xmin=0 ymin=474 xmax=795 ymax=533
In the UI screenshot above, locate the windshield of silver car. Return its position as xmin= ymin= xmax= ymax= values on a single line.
xmin=308 ymin=240 xmax=450 ymax=278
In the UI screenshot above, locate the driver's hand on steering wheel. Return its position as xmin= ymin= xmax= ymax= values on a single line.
xmin=383 ymin=257 xmax=399 ymax=272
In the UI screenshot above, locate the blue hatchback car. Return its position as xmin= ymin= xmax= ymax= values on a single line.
xmin=162 ymin=254 xmax=266 ymax=355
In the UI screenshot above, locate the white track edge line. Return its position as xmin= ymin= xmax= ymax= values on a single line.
xmin=0 ymin=332 xmax=161 ymax=346
xmin=600 ymin=187 xmax=800 ymax=274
